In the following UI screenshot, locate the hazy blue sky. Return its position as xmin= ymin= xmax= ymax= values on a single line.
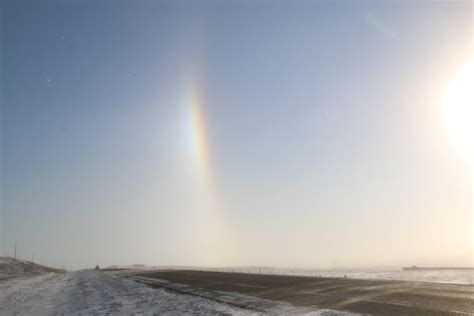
xmin=1 ymin=1 xmax=472 ymax=269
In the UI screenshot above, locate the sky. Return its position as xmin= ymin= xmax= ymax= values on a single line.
xmin=0 ymin=1 xmax=472 ymax=270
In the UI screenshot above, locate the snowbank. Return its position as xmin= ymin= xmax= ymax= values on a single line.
xmin=0 ymin=257 xmax=65 ymax=281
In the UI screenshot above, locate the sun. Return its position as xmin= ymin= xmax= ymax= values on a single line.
xmin=441 ymin=59 xmax=474 ymax=165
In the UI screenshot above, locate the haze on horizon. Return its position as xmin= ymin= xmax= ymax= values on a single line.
xmin=1 ymin=1 xmax=472 ymax=270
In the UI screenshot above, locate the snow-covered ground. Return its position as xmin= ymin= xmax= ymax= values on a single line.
xmin=0 ymin=257 xmax=64 ymax=281
xmin=205 ymin=266 xmax=474 ymax=285
xmin=1 ymin=270 xmax=253 ymax=315
xmin=106 ymin=264 xmax=474 ymax=285
xmin=308 ymin=268 xmax=474 ymax=285
xmin=0 ymin=260 xmax=353 ymax=315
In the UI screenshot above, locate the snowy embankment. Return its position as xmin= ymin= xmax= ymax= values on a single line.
xmin=0 ymin=257 xmax=65 ymax=281
xmin=0 ymin=258 xmax=354 ymax=315
xmin=0 ymin=270 xmax=252 ymax=315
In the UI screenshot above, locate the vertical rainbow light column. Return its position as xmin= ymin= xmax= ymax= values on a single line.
xmin=185 ymin=75 xmax=233 ymax=265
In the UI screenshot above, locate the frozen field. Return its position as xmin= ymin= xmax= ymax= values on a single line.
xmin=2 ymin=257 xmax=471 ymax=315
xmin=0 ymin=258 xmax=352 ymax=315
xmin=314 ymin=268 xmax=474 ymax=285
xmin=206 ymin=266 xmax=473 ymax=285
xmin=130 ymin=269 xmax=474 ymax=315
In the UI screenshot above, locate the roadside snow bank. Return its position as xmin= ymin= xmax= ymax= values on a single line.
xmin=0 ymin=273 xmax=64 ymax=315
xmin=0 ymin=257 xmax=65 ymax=281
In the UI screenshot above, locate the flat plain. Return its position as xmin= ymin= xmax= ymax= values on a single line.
xmin=128 ymin=269 xmax=474 ymax=315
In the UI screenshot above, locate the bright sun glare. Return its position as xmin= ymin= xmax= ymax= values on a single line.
xmin=441 ymin=59 xmax=474 ymax=166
